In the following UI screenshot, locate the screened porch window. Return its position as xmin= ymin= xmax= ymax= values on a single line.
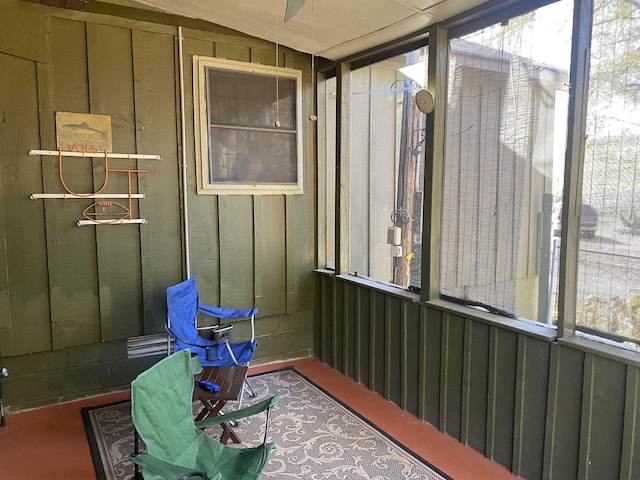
xmin=193 ymin=57 xmax=303 ymax=195
xmin=347 ymin=48 xmax=428 ymax=287
xmin=441 ymin=0 xmax=573 ymax=322
xmin=575 ymin=0 xmax=640 ymax=347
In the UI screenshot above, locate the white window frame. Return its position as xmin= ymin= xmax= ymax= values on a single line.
xmin=193 ymin=56 xmax=303 ymax=195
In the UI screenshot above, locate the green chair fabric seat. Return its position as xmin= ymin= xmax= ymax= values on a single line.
xmin=130 ymin=350 xmax=278 ymax=480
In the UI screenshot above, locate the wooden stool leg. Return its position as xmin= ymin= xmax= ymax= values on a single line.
xmin=220 ymin=423 xmax=242 ymax=444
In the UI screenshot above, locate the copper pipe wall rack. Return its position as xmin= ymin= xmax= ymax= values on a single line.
xmin=30 ymin=148 xmax=158 ymax=226
xmin=77 ymin=219 xmax=148 ymax=226
xmin=30 ymin=193 xmax=145 ymax=200
xmin=29 ymin=149 xmax=161 ymax=160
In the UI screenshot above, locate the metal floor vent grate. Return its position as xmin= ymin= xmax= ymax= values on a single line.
xmin=127 ymin=334 xmax=173 ymax=358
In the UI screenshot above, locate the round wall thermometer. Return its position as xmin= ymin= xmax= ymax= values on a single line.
xmin=415 ymin=89 xmax=435 ymax=114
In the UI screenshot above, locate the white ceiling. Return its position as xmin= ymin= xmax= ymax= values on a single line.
xmin=112 ymin=0 xmax=489 ymax=60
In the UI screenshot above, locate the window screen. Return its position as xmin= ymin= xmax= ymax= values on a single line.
xmin=441 ymin=1 xmax=573 ymax=321
xmin=576 ymin=0 xmax=640 ymax=347
xmin=193 ymin=56 xmax=303 ymax=195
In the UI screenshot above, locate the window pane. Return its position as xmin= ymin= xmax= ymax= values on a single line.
xmin=441 ymin=1 xmax=573 ymax=322
xmin=349 ymin=49 xmax=427 ymax=286
xmin=207 ymin=69 xmax=296 ymax=129
xmin=577 ymin=0 xmax=640 ymax=347
xmin=208 ymin=128 xmax=297 ymax=184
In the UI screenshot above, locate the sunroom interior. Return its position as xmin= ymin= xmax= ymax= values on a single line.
xmin=1 ymin=0 xmax=639 ymax=479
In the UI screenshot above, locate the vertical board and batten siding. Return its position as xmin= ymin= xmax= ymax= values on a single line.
xmin=371 ymin=289 xmax=387 ymax=396
xmin=48 ymin=18 xmax=101 ymax=349
xmin=331 ymin=278 xmax=345 ymax=371
xmin=0 ymin=0 xmax=314 ymax=411
xmin=578 ymin=355 xmax=626 ymax=479
xmin=87 ymin=23 xmax=144 ymax=342
xmin=180 ymin=34 xmax=218 ymax=299
xmin=622 ymin=366 xmax=640 ymax=480
xmin=181 ymin=28 xmax=315 ymax=358
xmin=384 ymin=296 xmax=402 ymax=407
xmin=0 ymin=5 xmax=186 ymax=407
xmin=132 ymin=29 xmax=184 ymax=334
xmin=355 ymin=285 xmax=371 ymax=387
xmin=254 ymin=196 xmax=287 ymax=317
xmin=543 ymin=343 xmax=585 ymax=479
xmin=0 ymin=4 xmax=52 ymax=357
xmin=403 ymin=301 xmax=422 ymax=415
xmin=544 ymin=344 xmax=640 ymax=480
xmin=512 ymin=334 xmax=549 ymax=479
xmin=486 ymin=327 xmax=518 ymax=470
xmin=341 ymin=281 xmax=357 ymax=380
xmin=440 ymin=310 xmax=465 ymax=441
xmin=461 ymin=317 xmax=490 ymax=452
xmin=208 ymin=41 xmax=255 ymax=311
xmin=0 ymin=43 xmax=51 ymax=355
xmin=421 ymin=305 xmax=443 ymax=426
xmin=316 ymin=272 xmax=640 ymax=479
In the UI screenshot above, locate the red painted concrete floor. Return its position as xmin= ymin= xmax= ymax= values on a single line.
xmin=0 ymin=357 xmax=519 ymax=479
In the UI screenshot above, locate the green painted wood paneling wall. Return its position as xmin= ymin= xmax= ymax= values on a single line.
xmin=402 ymin=301 xmax=421 ymax=415
xmin=0 ymin=49 xmax=51 ymax=355
xmin=513 ymin=335 xmax=549 ymax=479
xmin=47 ymin=17 xmax=101 ymax=350
xmin=87 ymin=22 xmax=144 ymax=342
xmin=441 ymin=311 xmax=465 ymax=440
xmin=0 ymin=0 xmax=313 ymax=411
xmin=179 ymin=27 xmax=315 ymax=350
xmin=354 ymin=286 xmax=371 ymax=387
xmin=579 ymin=355 xmax=626 ymax=479
xmin=132 ymin=29 xmax=184 ymax=334
xmin=342 ymin=282 xmax=357 ymax=379
xmin=487 ymin=327 xmax=518 ymax=469
xmin=371 ymin=291 xmax=386 ymax=395
xmin=316 ymin=272 xmax=640 ymax=480
xmin=544 ymin=344 xmax=584 ymax=479
xmin=461 ymin=318 xmax=489 ymax=454
xmin=622 ymin=366 xmax=640 ymax=480
xmin=181 ymin=29 xmax=314 ymax=320
xmin=422 ymin=305 xmax=443 ymax=427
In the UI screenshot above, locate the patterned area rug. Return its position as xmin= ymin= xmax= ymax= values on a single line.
xmin=82 ymin=368 xmax=452 ymax=480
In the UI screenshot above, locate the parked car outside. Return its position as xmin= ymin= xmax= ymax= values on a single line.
xmin=552 ymin=202 xmax=598 ymax=238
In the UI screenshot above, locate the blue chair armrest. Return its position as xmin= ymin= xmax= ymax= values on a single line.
xmin=198 ymin=303 xmax=258 ymax=320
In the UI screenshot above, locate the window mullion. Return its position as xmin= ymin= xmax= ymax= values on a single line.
xmin=557 ymin=0 xmax=594 ymax=337
xmin=210 ymin=124 xmax=297 ymax=134
xmin=422 ymin=24 xmax=448 ymax=301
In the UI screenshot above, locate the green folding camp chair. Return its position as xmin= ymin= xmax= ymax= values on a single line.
xmin=130 ymin=349 xmax=279 ymax=480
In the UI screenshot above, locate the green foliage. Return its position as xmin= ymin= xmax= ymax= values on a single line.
xmin=467 ymin=11 xmax=537 ymax=55
xmin=591 ymin=0 xmax=640 ymax=106
xmin=580 ymin=291 xmax=640 ymax=342
xmin=619 ymin=208 xmax=640 ymax=234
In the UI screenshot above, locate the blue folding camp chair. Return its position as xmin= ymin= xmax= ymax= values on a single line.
xmin=166 ymin=278 xmax=257 ymax=404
